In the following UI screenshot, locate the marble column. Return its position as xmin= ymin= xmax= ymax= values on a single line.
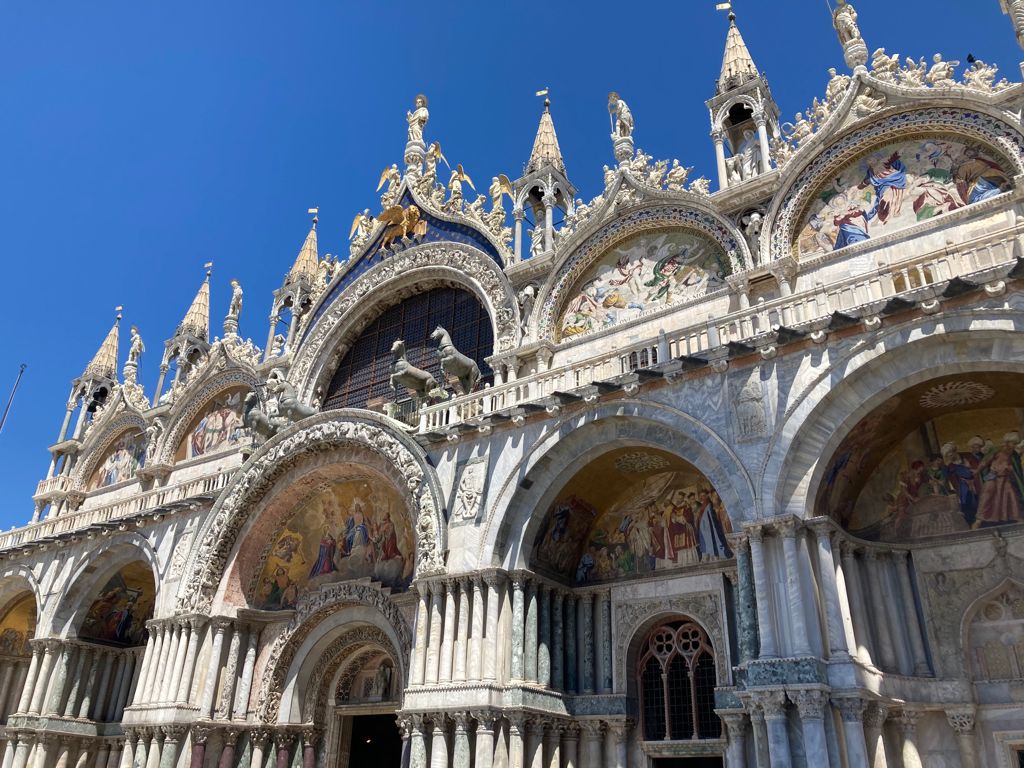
xmin=64 ymin=645 xmax=90 ymax=717
xmin=561 ymin=724 xmax=579 ymax=768
xmin=158 ymin=728 xmax=183 ymax=768
xmin=275 ymin=732 xmax=296 ymax=768
xmin=863 ymin=551 xmax=898 ymax=670
xmin=452 ymin=713 xmax=471 ymax=768
xmin=579 ymin=593 xmax=594 ymax=694
xmin=543 ymin=723 xmax=560 ymax=768
xmin=408 ymin=716 xmax=427 ymax=768
xmin=473 ymin=711 xmax=497 ymax=768
xmin=216 ymin=624 xmax=242 ymax=719
xmin=53 ymin=736 xmax=73 ymax=768
xmin=811 ymin=525 xmax=851 ymax=660
xmin=525 ymin=719 xmax=544 ymax=768
xmin=93 ymin=742 xmax=111 ymax=768
xmin=217 ymin=729 xmax=239 ymax=768
xmin=158 ymin=623 xmax=182 ymax=703
xmin=747 ymin=528 xmax=778 ymax=658
xmin=177 ymin=619 xmax=203 ymax=704
xmin=507 ymin=714 xmax=526 ymax=768
xmin=77 ymin=648 xmax=102 ymax=720
xmin=9 ymin=735 xmax=32 ymax=768
xmin=524 ymin=581 xmax=538 ymax=682
xmin=469 ymin=577 xmax=485 ymax=681
xmin=483 ymin=575 xmax=502 ymax=681
xmin=564 ymin=595 xmax=577 ymax=693
xmin=598 ymin=591 xmax=612 ymax=693
xmin=758 ymin=691 xmax=792 ymax=768
xmin=510 ymin=577 xmax=526 ymax=681
xmin=606 ymin=721 xmax=628 ymax=768
xmin=44 ymin=643 xmax=72 ymax=716
xmin=0 ymin=733 xmax=17 ymax=768
xmin=426 ymin=582 xmax=443 ymax=684
xmin=719 ymin=712 xmax=748 ymax=768
xmin=105 ymin=653 xmax=129 ymax=722
xmin=131 ymin=633 xmax=156 ymax=706
xmin=734 ymin=538 xmax=760 ymax=663
xmin=8 ymin=661 xmax=29 ymax=719
xmin=15 ymin=643 xmax=42 ymax=714
xmin=440 ymin=582 xmax=458 ymax=682
xmin=454 ymin=580 xmax=470 ymax=682
xmin=248 ymin=729 xmax=270 ymax=768
xmin=429 ymin=717 xmax=449 ymax=768
xmin=105 ymin=741 xmax=123 ymax=768
xmin=713 ymin=131 xmax=728 ymax=190
xmin=233 ymin=627 xmax=260 ymax=719
xmin=579 ymin=722 xmax=602 ymax=767
xmin=141 ymin=624 xmax=166 ymax=700
xmin=840 ymin=543 xmax=874 ymax=666
xmin=550 ymin=590 xmax=564 ymax=691
xmin=754 ymin=115 xmax=772 ymax=174
xmin=945 ymin=707 xmax=978 ymax=768
xmin=199 ymin=620 xmax=228 ymax=718
xmin=118 ymin=731 xmax=138 ymax=768
xmin=145 ymin=731 xmax=163 ymax=768
xmin=793 ymin=690 xmax=829 ymax=768
xmin=167 ymin=621 xmax=190 ymax=701
xmin=779 ymin=520 xmax=812 ymax=656
xmin=895 ymin=711 xmax=923 ymax=768
xmin=537 ymin=585 xmax=551 ymax=687
xmin=301 ymin=728 xmax=319 ymax=768
xmin=833 ymin=697 xmax=870 ymax=768
xmin=92 ymin=651 xmax=115 ymax=721
xmin=863 ymin=703 xmax=889 ymax=768
xmin=894 ymin=551 xmax=930 ymax=675
xmin=412 ymin=587 xmax=429 ymax=685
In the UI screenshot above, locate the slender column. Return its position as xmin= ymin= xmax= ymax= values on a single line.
xmin=863 ymin=551 xmax=898 ymax=670
xmin=811 ymin=525 xmax=851 ymax=659
xmin=793 ymin=691 xmax=829 ymax=768
xmin=63 ymin=645 xmax=90 ymax=717
xmin=454 ymin=580 xmax=470 ymax=682
xmin=579 ymin=722 xmax=602 ymax=767
xmin=564 ymin=595 xmax=578 ymax=693
xmin=550 ymin=590 xmax=564 ymax=691
xmin=301 ymin=728 xmax=319 ymax=768
xmin=426 ymin=583 xmax=443 ymax=684
xmin=141 ymin=624 xmax=166 ymax=702
xmin=452 ymin=713 xmax=471 ymax=768
xmin=840 ymin=543 xmax=874 ymax=666
xmin=399 ymin=715 xmax=411 ymax=768
xmin=115 ymin=652 xmax=137 ymax=719
xmin=44 ymin=643 xmax=72 ymax=716
xmin=132 ymin=633 xmax=157 ymax=707
xmin=779 ymin=520 xmax=812 ymax=656
xmin=945 ymin=707 xmax=979 ymax=768
xmin=9 ymin=735 xmax=32 ymax=768
xmin=216 ymin=623 xmax=242 ymax=719
xmin=77 ymin=648 xmax=102 ymax=720
xmin=508 ymin=714 xmax=526 ymax=768
xmin=0 ymin=733 xmax=17 ymax=768
xmin=469 ymin=712 xmax=495 ymax=768
xmin=543 ymin=723 xmax=560 ymax=768
xmin=104 ymin=653 xmax=128 ymax=722
xmin=863 ymin=704 xmax=889 ymax=768
xmin=525 ymin=719 xmax=543 ymax=768
xmin=145 ymin=730 xmax=162 ymax=768
xmin=429 ymin=717 xmax=449 ymax=768
xmin=599 ymin=591 xmax=612 ymax=693
xmin=733 ymin=538 xmax=760 ymax=663
xmin=8 ymin=660 xmax=30 ymax=719
xmin=713 ymin=131 xmax=728 ymax=190
xmin=167 ymin=621 xmax=190 ymax=702
xmin=469 ymin=577 xmax=484 ymax=680
xmin=133 ymin=730 xmax=150 ymax=768
xmin=607 ymin=721 xmax=628 ymax=768
xmin=176 ymin=619 xmax=203 ymax=704
xmin=510 ymin=577 xmax=525 ymax=681
xmin=93 ymin=742 xmax=111 ymax=768
xmin=719 ymin=712 xmax=748 ymax=768
xmin=105 ymin=741 xmax=122 ymax=768
xmin=894 ymin=551 xmax=930 ymax=675
xmin=833 ymin=697 xmax=870 ymax=768
xmin=274 ymin=731 xmax=296 ymax=768
xmin=16 ymin=643 xmax=41 ymax=713
xmin=537 ymin=585 xmax=550 ymax=687
xmin=158 ymin=728 xmax=183 ymax=768
xmin=439 ymin=582 xmax=458 ymax=682
xmin=591 ymin=591 xmax=605 ymax=694
xmin=483 ymin=575 xmax=502 ymax=681
xmin=754 ymin=116 xmax=772 ymax=174
xmin=0 ymin=660 xmax=17 ymax=719
xmin=561 ymin=723 xmax=579 ymax=768
xmin=247 ymin=729 xmax=270 ymax=768
xmin=92 ymin=651 xmax=115 ymax=721
xmin=199 ymin=620 xmax=228 ymax=719
xmin=895 ymin=711 xmax=923 ymax=768
xmin=218 ymin=729 xmax=239 ymax=768
xmin=747 ymin=527 xmax=778 ymax=658
xmin=233 ymin=627 xmax=260 ymax=719
xmin=53 ymin=736 xmax=73 ymax=768
xmin=412 ymin=587 xmax=429 ymax=685
xmin=157 ymin=623 xmax=182 ymax=703
xmin=118 ymin=731 xmax=138 ymax=768
xmin=513 ymin=208 xmax=524 ymax=263
xmin=879 ymin=553 xmax=912 ymax=673
xmin=542 ymin=193 xmax=555 ymax=253
xmin=581 ymin=594 xmax=594 ymax=694
xmin=758 ymin=691 xmax=792 ymax=768
xmin=524 ymin=581 xmax=538 ymax=682
xmin=409 ymin=716 xmax=427 ymax=768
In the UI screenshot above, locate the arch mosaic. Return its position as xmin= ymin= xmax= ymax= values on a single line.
xmin=72 ymin=412 xmax=148 ymax=490
xmin=157 ymin=368 xmax=262 ymax=465
xmin=537 ymin=205 xmax=745 ymax=341
xmin=78 ymin=559 xmax=155 ymax=646
xmin=766 ymin=107 xmax=1024 ymax=261
xmin=177 ymin=411 xmax=446 ymax=614
xmin=291 ymin=242 xmax=520 ymax=401
xmin=301 ymin=626 xmax=398 ymax=723
xmin=0 ymin=592 xmax=36 ymax=658
xmin=254 ymin=580 xmax=411 ymax=723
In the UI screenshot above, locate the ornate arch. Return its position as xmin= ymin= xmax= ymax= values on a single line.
xmin=536 ymin=204 xmax=746 ymax=341
xmin=290 ymin=242 xmax=520 ymax=401
xmin=302 ymin=627 xmax=398 ymax=724
xmin=762 ymin=305 xmax=1024 ymax=521
xmin=0 ymin=566 xmax=41 ymax=622
xmin=176 ymin=411 xmax=446 ymax=614
xmin=480 ymin=401 xmax=755 ymax=570
xmin=71 ymin=410 xmax=148 ymax=490
xmin=156 ymin=366 xmax=262 ymax=465
xmin=960 ymin=577 xmax=1024 ymax=682
xmin=764 ymin=106 xmax=1024 ymax=262
xmin=254 ymin=580 xmax=411 ymax=724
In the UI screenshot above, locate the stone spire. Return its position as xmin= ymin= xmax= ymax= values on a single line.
xmin=526 ymin=99 xmax=567 ymax=176
xmin=177 ymin=269 xmax=211 ymax=342
xmin=286 ymin=214 xmax=319 ymax=284
xmin=717 ymin=11 xmax=759 ymax=95
xmin=82 ymin=312 xmax=121 ymax=380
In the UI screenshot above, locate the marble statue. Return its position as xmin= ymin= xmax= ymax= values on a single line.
xmin=490 ymin=174 xmax=512 ymax=212
xmin=517 ymin=284 xmax=536 ymax=334
xmin=899 ymin=56 xmax=929 ymax=87
xmin=267 ymin=369 xmax=317 ymax=422
xmin=832 ymin=0 xmax=861 ymax=45
xmin=608 ymin=92 xmax=634 ymax=138
xmin=144 ymin=417 xmax=163 ymax=462
xmin=349 ymin=209 xmax=374 ymax=242
xmin=927 ymin=54 xmax=960 ymax=87
xmin=270 ymin=333 xmax=286 ymax=357
xmin=785 ymin=112 xmax=814 ymax=146
xmin=742 ymin=210 xmax=764 ymax=264
xmin=228 ymin=280 xmax=243 ymax=321
xmin=963 ymin=59 xmax=1001 ymax=91
xmin=377 ymin=164 xmax=401 ymax=207
xmin=870 ymin=48 xmax=900 ymax=82
xmin=738 ymin=129 xmax=762 ymax=177
xmin=407 ymin=94 xmax=429 ymax=145
xmin=447 ymin=164 xmax=474 ymax=209
xmin=665 ymin=160 xmax=692 ymax=191
xmin=689 ymin=177 xmax=711 ymax=196
xmin=431 ymin=326 xmax=480 ymax=395
xmin=424 ymin=142 xmax=446 ymax=184
xmin=128 ymin=325 xmax=144 ymax=365
xmin=529 ymin=228 xmax=545 ymax=258
xmin=389 ymin=339 xmax=439 ymax=402
xmin=825 ymin=68 xmax=852 ymax=104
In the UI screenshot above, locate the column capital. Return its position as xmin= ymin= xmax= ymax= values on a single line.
xmin=221 ymin=727 xmax=241 ymax=747
xmin=746 ymin=523 xmax=766 ymax=544
xmin=945 ymin=705 xmax=976 ymax=734
xmin=831 ymin=695 xmax=867 ymax=723
xmin=506 ymin=712 xmax=527 ymax=732
xmin=470 ymin=709 xmax=500 ymax=732
xmin=840 ymin=540 xmax=860 ymax=559
xmin=451 ymin=711 xmax=472 ymax=732
xmin=862 ymin=548 xmax=880 ymax=562
xmin=605 ymin=719 xmax=631 ymax=737
xmin=579 ymin=720 xmax=604 ymax=738
xmin=563 ymin=721 xmax=581 ymax=739
xmin=274 ymin=729 xmax=297 ymax=748
xmin=754 ymin=689 xmax=788 ymax=720
xmin=863 ymin=702 xmax=890 ymax=730
xmin=160 ymin=725 xmax=187 ymax=743
xmin=301 ymin=726 xmax=322 ymax=748
xmin=409 ymin=713 xmax=428 ymax=732
xmin=716 ymin=710 xmax=748 ymax=736
xmin=250 ymin=728 xmax=273 ymax=748
xmin=776 ymin=517 xmax=799 ymax=538
xmin=895 ymin=709 xmax=922 ymax=734
xmin=430 ymin=713 xmax=449 ymax=733
xmin=526 ymin=716 xmax=546 ymax=736
xmin=790 ymin=689 xmax=827 ymax=719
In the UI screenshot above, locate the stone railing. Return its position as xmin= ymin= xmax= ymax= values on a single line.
xmin=33 ymin=475 xmax=72 ymax=499
xmin=418 ymin=226 xmax=1020 ymax=433
xmin=0 ymin=470 xmax=232 ymax=552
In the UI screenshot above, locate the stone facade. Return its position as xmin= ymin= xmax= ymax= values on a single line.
xmin=2 ymin=5 xmax=1024 ymax=768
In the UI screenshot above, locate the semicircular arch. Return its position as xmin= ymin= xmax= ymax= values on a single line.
xmin=72 ymin=412 xmax=149 ymax=491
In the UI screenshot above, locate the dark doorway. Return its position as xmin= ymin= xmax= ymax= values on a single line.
xmin=348 ymin=714 xmax=402 ymax=766
xmin=652 ymin=758 xmax=724 ymax=768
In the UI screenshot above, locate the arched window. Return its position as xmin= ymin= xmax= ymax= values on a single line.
xmin=639 ymin=619 xmax=720 ymax=741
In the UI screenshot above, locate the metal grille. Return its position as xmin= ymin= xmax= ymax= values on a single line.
xmin=638 ymin=619 xmax=721 ymax=741
xmin=324 ymin=287 xmax=493 ymax=410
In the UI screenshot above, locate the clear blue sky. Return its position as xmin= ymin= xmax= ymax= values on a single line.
xmin=0 ymin=1 xmax=1017 ymax=528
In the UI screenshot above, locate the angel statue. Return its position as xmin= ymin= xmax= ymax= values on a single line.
xmin=425 ymin=142 xmax=447 ymax=182
xmin=407 ymin=94 xmax=429 ymax=145
xmin=783 ymin=112 xmax=814 ymax=147
xmin=825 ymin=68 xmax=852 ymax=104
xmin=447 ymin=164 xmax=475 ymax=208
xmin=349 ymin=209 xmax=374 ymax=242
xmin=926 ymin=54 xmax=959 ymax=87
xmin=228 ymin=279 xmax=243 ymax=321
xmin=128 ymin=325 xmax=145 ymax=365
xmin=489 ymin=175 xmax=513 ymax=213
xmin=608 ymin=92 xmax=634 ymax=138
xmin=832 ymin=0 xmax=861 ymax=45
xmin=665 ymin=160 xmax=691 ymax=191
xmin=377 ymin=163 xmax=401 ymax=196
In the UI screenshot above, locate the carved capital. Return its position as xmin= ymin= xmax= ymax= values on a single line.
xmin=895 ymin=709 xmax=922 ymax=735
xmin=160 ymin=726 xmax=187 ymax=743
xmin=274 ymin=730 xmax=297 ymax=749
xmin=579 ymin=720 xmax=605 ymax=738
xmin=755 ymin=690 xmax=789 ymax=719
xmin=831 ymin=695 xmax=867 ymax=723
xmin=791 ymin=689 xmax=827 ymax=720
xmin=221 ymin=728 xmax=241 ymax=747
xmin=945 ymin=706 xmax=976 ymax=735
xmin=301 ymin=727 xmax=322 ymax=748
xmin=451 ymin=712 xmax=472 ymax=732
xmin=717 ymin=710 xmax=748 ymax=738
xmin=250 ymin=729 xmax=272 ymax=749
xmin=863 ymin=703 xmax=889 ymax=730
xmin=470 ymin=710 xmax=500 ymax=732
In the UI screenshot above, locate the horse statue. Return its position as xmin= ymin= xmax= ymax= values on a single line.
xmin=268 ymin=369 xmax=317 ymax=422
xmin=243 ymin=392 xmax=283 ymax=440
xmin=431 ymin=326 xmax=480 ymax=395
xmin=389 ymin=339 xmax=438 ymax=402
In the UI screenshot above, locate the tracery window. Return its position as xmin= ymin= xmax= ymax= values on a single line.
xmin=323 ymin=287 xmax=493 ymax=411
xmin=639 ymin=619 xmax=720 ymax=741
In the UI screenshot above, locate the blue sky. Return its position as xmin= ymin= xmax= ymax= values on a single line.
xmin=0 ymin=1 xmax=1018 ymax=527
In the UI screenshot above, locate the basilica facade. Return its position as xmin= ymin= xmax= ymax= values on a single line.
xmin=2 ymin=3 xmax=1024 ymax=767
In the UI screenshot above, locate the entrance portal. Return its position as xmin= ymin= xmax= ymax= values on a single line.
xmin=348 ymin=715 xmax=402 ymax=766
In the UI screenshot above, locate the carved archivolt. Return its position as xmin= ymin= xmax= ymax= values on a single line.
xmin=613 ymin=591 xmax=728 ymax=692
xmin=766 ymin=107 xmax=1024 ymax=261
xmin=536 ymin=205 xmax=745 ymax=340
xmin=176 ymin=412 xmax=446 ymax=614
xmin=255 ymin=581 xmax=411 ymax=723
xmin=289 ymin=242 xmax=520 ymax=401
xmin=300 ymin=627 xmax=396 ymax=724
